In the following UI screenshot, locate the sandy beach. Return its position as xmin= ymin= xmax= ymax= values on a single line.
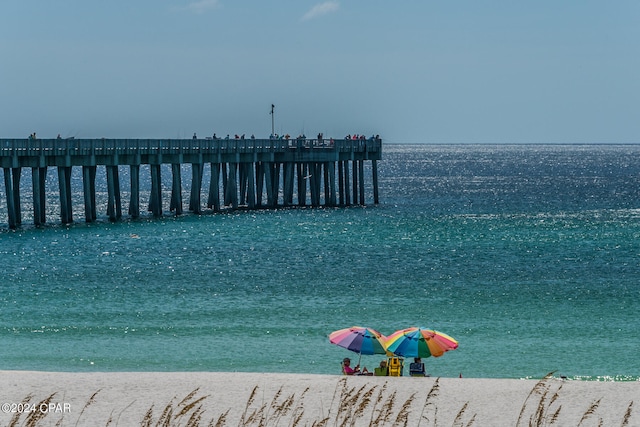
xmin=0 ymin=371 xmax=638 ymax=426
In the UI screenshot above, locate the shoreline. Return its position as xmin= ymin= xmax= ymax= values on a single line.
xmin=1 ymin=371 xmax=638 ymax=426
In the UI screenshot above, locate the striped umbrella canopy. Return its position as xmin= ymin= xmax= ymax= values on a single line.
xmin=329 ymin=326 xmax=388 ymax=358
xmin=384 ymin=327 xmax=458 ymax=358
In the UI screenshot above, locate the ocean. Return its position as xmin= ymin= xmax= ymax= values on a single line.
xmin=1 ymin=144 xmax=639 ymax=380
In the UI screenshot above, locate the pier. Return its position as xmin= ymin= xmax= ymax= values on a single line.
xmin=1 ymin=138 xmax=381 ymax=229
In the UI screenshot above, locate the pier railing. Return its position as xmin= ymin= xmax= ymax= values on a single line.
xmin=1 ymin=138 xmax=381 ymax=161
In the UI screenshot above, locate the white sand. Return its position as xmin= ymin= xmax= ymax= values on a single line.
xmin=0 ymin=371 xmax=638 ymax=426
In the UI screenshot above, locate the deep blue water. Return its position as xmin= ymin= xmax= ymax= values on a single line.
xmin=1 ymin=144 xmax=639 ymax=380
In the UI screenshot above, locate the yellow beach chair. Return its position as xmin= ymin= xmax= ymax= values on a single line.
xmin=387 ymin=357 xmax=404 ymax=377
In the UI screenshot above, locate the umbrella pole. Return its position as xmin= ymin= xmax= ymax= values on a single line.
xmin=357 ymin=352 xmax=362 ymax=367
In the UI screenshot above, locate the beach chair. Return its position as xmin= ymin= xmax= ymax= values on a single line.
xmin=387 ymin=357 xmax=403 ymax=377
xmin=342 ymin=359 xmax=369 ymax=375
xmin=374 ymin=366 xmax=388 ymax=376
xmin=409 ymin=362 xmax=427 ymax=377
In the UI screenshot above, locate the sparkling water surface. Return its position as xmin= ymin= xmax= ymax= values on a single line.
xmin=1 ymin=144 xmax=639 ymax=380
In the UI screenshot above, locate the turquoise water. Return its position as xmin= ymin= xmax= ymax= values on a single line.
xmin=1 ymin=144 xmax=639 ymax=380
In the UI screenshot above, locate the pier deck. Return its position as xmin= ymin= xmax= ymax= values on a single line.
xmin=1 ymin=138 xmax=381 ymax=228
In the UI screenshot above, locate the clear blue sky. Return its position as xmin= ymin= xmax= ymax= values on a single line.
xmin=1 ymin=1 xmax=638 ymax=143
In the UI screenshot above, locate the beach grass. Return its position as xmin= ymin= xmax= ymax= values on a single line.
xmin=2 ymin=374 xmax=636 ymax=426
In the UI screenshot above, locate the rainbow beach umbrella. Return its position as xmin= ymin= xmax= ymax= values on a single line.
xmin=384 ymin=327 xmax=458 ymax=358
xmin=329 ymin=326 xmax=388 ymax=364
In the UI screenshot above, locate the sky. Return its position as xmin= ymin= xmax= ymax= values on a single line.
xmin=1 ymin=1 xmax=639 ymax=143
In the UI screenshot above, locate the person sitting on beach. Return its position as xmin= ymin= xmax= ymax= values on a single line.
xmin=374 ymin=359 xmax=388 ymax=376
xmin=342 ymin=357 xmax=369 ymax=375
xmin=409 ymin=357 xmax=428 ymax=377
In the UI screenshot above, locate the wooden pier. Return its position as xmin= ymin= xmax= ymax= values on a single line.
xmin=1 ymin=138 xmax=381 ymax=229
